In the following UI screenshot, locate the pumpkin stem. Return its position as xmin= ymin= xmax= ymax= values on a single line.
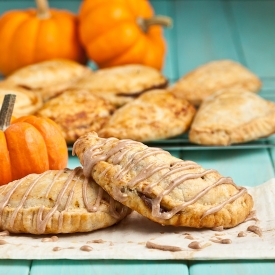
xmin=0 ymin=94 xmax=16 ymax=131
xmin=137 ymin=15 xmax=173 ymax=33
xmin=35 ymin=0 xmax=51 ymax=19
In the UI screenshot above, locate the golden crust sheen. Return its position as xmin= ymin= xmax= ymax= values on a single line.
xmin=189 ymin=89 xmax=275 ymax=145
xmin=4 ymin=59 xmax=92 ymax=102
xmin=0 ymin=168 xmax=130 ymax=234
xmin=71 ymin=64 xmax=168 ymax=107
xmin=0 ymin=82 xmax=43 ymax=117
xmin=170 ymin=60 xmax=262 ymax=106
xmin=74 ymin=133 xmax=254 ymax=229
xmin=36 ymin=89 xmax=116 ymax=143
xmin=98 ymin=89 xmax=196 ymax=142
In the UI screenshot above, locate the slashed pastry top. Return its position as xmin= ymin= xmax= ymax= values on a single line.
xmin=0 ymin=167 xmax=131 ymax=234
xmin=4 ymin=59 xmax=92 ymax=102
xmin=0 ymin=82 xmax=43 ymax=117
xmin=36 ymin=89 xmax=116 ymax=143
xmin=98 ymin=89 xmax=196 ymax=142
xmin=73 ymin=132 xmax=254 ymax=229
xmin=189 ymin=88 xmax=275 ymax=145
xmin=71 ymin=64 xmax=168 ymax=107
xmin=170 ymin=60 xmax=262 ymax=106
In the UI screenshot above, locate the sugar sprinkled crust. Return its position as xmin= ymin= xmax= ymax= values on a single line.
xmin=36 ymin=89 xmax=116 ymax=143
xmin=189 ymin=89 xmax=275 ymax=145
xmin=170 ymin=60 xmax=262 ymax=106
xmin=0 ymin=167 xmax=131 ymax=234
xmin=98 ymin=89 xmax=196 ymax=142
xmin=73 ymin=132 xmax=254 ymax=229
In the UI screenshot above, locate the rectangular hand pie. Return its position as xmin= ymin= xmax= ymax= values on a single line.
xmin=73 ymin=132 xmax=254 ymax=229
xmin=0 ymin=167 xmax=131 ymax=234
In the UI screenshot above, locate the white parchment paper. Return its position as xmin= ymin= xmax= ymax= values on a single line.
xmin=1 ymin=179 xmax=275 ymax=260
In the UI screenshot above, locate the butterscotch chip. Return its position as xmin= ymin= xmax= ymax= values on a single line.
xmin=0 ymin=82 xmax=42 ymax=117
xmin=0 ymin=168 xmax=131 ymax=234
xmin=98 ymin=89 xmax=196 ymax=142
xmin=36 ymin=89 xmax=115 ymax=143
xmin=189 ymin=88 xmax=275 ymax=145
xmin=71 ymin=64 xmax=168 ymax=107
xmin=73 ymin=132 xmax=253 ymax=229
xmin=170 ymin=60 xmax=261 ymax=106
xmin=4 ymin=59 xmax=92 ymax=102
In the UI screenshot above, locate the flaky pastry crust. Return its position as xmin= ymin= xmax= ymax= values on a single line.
xmin=36 ymin=89 xmax=115 ymax=143
xmin=170 ymin=60 xmax=261 ymax=106
xmin=71 ymin=64 xmax=168 ymax=107
xmin=4 ymin=59 xmax=92 ymax=102
xmin=0 ymin=168 xmax=130 ymax=234
xmin=0 ymin=82 xmax=43 ymax=117
xmin=189 ymin=89 xmax=275 ymax=145
xmin=98 ymin=89 xmax=196 ymax=142
xmin=73 ymin=133 xmax=254 ymax=229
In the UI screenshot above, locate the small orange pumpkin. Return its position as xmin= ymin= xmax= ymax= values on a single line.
xmin=79 ymin=0 xmax=172 ymax=70
xmin=0 ymin=94 xmax=68 ymax=185
xmin=0 ymin=0 xmax=86 ymax=76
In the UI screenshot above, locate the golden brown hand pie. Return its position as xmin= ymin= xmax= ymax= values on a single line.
xmin=98 ymin=89 xmax=196 ymax=142
xmin=0 ymin=167 xmax=131 ymax=234
xmin=0 ymin=82 xmax=43 ymax=117
xmin=4 ymin=59 xmax=92 ymax=102
xmin=71 ymin=64 xmax=168 ymax=107
xmin=170 ymin=60 xmax=262 ymax=106
xmin=36 ymin=89 xmax=116 ymax=143
xmin=189 ymin=88 xmax=275 ymax=145
xmin=73 ymin=132 xmax=254 ymax=229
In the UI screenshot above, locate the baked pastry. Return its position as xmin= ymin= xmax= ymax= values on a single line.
xmin=170 ymin=60 xmax=262 ymax=106
xmin=0 ymin=167 xmax=131 ymax=234
xmin=73 ymin=132 xmax=254 ymax=229
xmin=0 ymin=82 xmax=43 ymax=117
xmin=98 ymin=89 xmax=196 ymax=141
xmin=36 ymin=89 xmax=116 ymax=143
xmin=71 ymin=64 xmax=168 ymax=107
xmin=4 ymin=59 xmax=92 ymax=102
xmin=189 ymin=88 xmax=275 ymax=145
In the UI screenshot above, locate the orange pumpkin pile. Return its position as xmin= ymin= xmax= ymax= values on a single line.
xmin=0 ymin=94 xmax=68 ymax=185
xmin=0 ymin=0 xmax=172 ymax=76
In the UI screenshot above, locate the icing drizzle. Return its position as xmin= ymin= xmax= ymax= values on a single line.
xmin=0 ymin=167 xmax=125 ymax=234
xmin=75 ymin=135 xmax=248 ymax=222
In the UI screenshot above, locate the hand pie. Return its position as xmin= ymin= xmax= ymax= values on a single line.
xmin=73 ymin=132 xmax=254 ymax=229
xmin=189 ymin=88 xmax=275 ymax=145
xmin=0 ymin=82 xmax=43 ymax=117
xmin=0 ymin=167 xmax=131 ymax=234
xmin=36 ymin=89 xmax=116 ymax=143
xmin=98 ymin=89 xmax=196 ymax=142
xmin=170 ymin=60 xmax=262 ymax=106
xmin=4 ymin=59 xmax=92 ymax=102
xmin=71 ymin=64 xmax=168 ymax=107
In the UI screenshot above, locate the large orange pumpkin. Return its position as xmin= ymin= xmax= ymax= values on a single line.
xmin=0 ymin=94 xmax=68 ymax=185
xmin=0 ymin=0 xmax=86 ymax=76
xmin=79 ymin=0 xmax=172 ymax=70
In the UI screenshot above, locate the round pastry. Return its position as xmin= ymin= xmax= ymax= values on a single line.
xmin=189 ymin=88 xmax=275 ymax=145
xmin=71 ymin=64 xmax=168 ymax=107
xmin=0 ymin=167 xmax=131 ymax=234
xmin=98 ymin=89 xmax=196 ymax=142
xmin=4 ymin=59 xmax=92 ymax=102
xmin=170 ymin=60 xmax=262 ymax=106
xmin=36 ymin=89 xmax=116 ymax=143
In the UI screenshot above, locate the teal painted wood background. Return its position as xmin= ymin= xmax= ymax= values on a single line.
xmin=1 ymin=0 xmax=275 ymax=274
